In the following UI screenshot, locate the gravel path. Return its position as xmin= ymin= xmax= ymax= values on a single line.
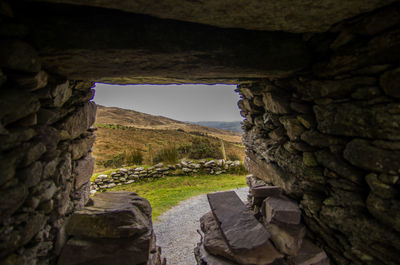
xmin=153 ymin=187 xmax=249 ymax=265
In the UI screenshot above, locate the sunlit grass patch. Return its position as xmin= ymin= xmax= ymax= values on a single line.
xmin=106 ymin=174 xmax=247 ymax=221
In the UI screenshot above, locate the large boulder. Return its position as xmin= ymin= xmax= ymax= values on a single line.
xmin=66 ymin=192 xmax=152 ymax=238
xmin=58 ymin=192 xmax=153 ymax=265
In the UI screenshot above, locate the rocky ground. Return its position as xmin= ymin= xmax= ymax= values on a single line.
xmin=153 ymin=187 xmax=248 ymax=265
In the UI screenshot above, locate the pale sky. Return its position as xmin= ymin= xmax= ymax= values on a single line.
xmin=93 ymin=83 xmax=242 ymax=122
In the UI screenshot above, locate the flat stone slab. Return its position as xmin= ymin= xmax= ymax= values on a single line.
xmin=207 ymin=191 xmax=274 ymax=253
xmin=251 ymin=185 xmax=281 ymax=199
xmin=66 ymin=192 xmax=152 ymax=239
xmin=201 ymin=211 xmax=283 ymax=265
xmin=264 ymin=197 xmax=302 ymax=225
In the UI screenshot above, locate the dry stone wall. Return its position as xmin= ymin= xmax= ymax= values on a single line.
xmin=237 ymin=7 xmax=400 ymax=264
xmin=0 ymin=29 xmax=97 ymax=264
xmin=91 ymin=160 xmax=242 ymax=192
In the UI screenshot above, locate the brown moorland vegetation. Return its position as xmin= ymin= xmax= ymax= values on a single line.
xmin=96 ymin=105 xmax=242 ymax=143
xmin=93 ymin=105 xmax=245 ymax=172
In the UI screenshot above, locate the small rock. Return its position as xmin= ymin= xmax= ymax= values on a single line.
xmin=205 ymin=160 xmax=216 ymax=167
xmin=154 ymin=163 xmax=164 ymax=168
xmin=289 ymin=239 xmax=329 ymax=265
xmin=264 ymin=197 xmax=302 ymax=225
xmin=265 ymin=222 xmax=306 ymax=256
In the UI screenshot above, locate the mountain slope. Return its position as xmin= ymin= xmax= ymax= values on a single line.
xmin=93 ymin=105 xmax=245 ymax=172
xmin=189 ymin=121 xmax=242 ymax=133
xmin=95 ymin=105 xmax=243 ymax=143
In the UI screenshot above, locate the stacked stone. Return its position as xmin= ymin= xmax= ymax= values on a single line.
xmin=195 ymin=189 xmax=328 ymax=265
xmin=247 ymin=175 xmax=329 ymax=265
xmin=0 ymin=4 xmax=97 ymax=264
xmin=91 ymin=160 xmax=242 ymax=192
xmin=58 ymin=192 xmax=165 ymax=265
xmin=195 ymin=191 xmax=284 ymax=265
xmin=237 ymin=5 xmax=400 ymax=264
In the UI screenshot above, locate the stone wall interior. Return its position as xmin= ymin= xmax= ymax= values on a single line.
xmin=0 ymin=0 xmax=399 ymax=265
xmin=237 ymin=7 xmax=400 ymax=262
xmin=0 ymin=53 xmax=97 ymax=264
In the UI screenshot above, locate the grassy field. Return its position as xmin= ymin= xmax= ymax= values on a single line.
xmin=106 ymin=174 xmax=247 ymax=220
xmin=93 ymin=124 xmax=245 ymax=172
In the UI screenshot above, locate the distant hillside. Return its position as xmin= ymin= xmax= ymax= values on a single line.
xmin=96 ymin=105 xmax=242 ymax=143
xmin=93 ymin=105 xmax=245 ymax=172
xmin=189 ymin=121 xmax=242 ymax=133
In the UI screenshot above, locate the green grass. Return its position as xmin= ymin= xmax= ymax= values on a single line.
xmin=106 ymin=174 xmax=247 ymax=220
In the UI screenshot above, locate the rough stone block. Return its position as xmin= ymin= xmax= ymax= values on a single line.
xmin=0 ymin=89 xmax=40 ymax=126
xmin=0 ymin=184 xmax=28 ymax=221
xmin=207 ymin=191 xmax=283 ymax=263
xmin=251 ymin=185 xmax=281 ymax=199
xmin=59 ymin=192 xmax=152 ymax=265
xmin=17 ymin=161 xmax=42 ymax=188
xmin=59 ymin=101 xmax=97 ymax=140
xmin=74 ymin=154 xmax=94 ymax=190
xmin=0 ymin=212 xmax=46 ymax=257
xmin=315 ymin=149 xmax=363 ymax=184
xmin=266 ymin=223 xmax=306 ymax=256
xmin=246 ymin=174 xmax=266 ymax=189
xmin=263 ymin=91 xmax=291 ymax=114
xmin=365 ymin=173 xmax=398 ymax=199
xmin=70 ymin=133 xmax=96 ymax=160
xmin=0 ymin=40 xmax=41 ymax=73
xmin=279 ymin=116 xmax=304 ymax=141
xmin=380 ymin=67 xmax=400 ymax=98
xmin=66 ymin=192 xmax=152 ymax=239
xmin=0 ymin=127 xmax=36 ymax=151
xmin=20 ymin=141 xmax=47 ymax=167
xmin=194 ymin=242 xmax=237 ymax=265
xmin=289 ymin=239 xmax=329 ymax=265
xmin=366 ymin=192 xmax=400 ymax=233
xmin=9 ymin=70 xmax=48 ymax=91
xmin=314 ymin=102 xmax=400 ymax=141
xmin=300 ymin=130 xmax=346 ymax=148
xmin=344 ymin=139 xmax=400 ymax=174
xmin=264 ymin=197 xmax=301 ymax=225
xmin=58 ymin=235 xmax=151 ymax=265
xmin=294 ymin=76 xmax=376 ymax=100
xmin=245 ymin=152 xmax=299 ymax=195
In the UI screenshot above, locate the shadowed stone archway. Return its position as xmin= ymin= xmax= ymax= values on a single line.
xmin=0 ymin=1 xmax=400 ymax=264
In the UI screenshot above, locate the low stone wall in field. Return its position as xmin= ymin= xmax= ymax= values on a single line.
xmin=91 ymin=159 xmax=242 ymax=192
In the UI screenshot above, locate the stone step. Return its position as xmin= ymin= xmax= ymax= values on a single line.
xmin=263 ymin=197 xmax=302 ymax=225
xmin=207 ymin=191 xmax=283 ymax=264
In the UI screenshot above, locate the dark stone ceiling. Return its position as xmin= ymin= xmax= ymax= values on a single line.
xmin=29 ymin=0 xmax=396 ymax=33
